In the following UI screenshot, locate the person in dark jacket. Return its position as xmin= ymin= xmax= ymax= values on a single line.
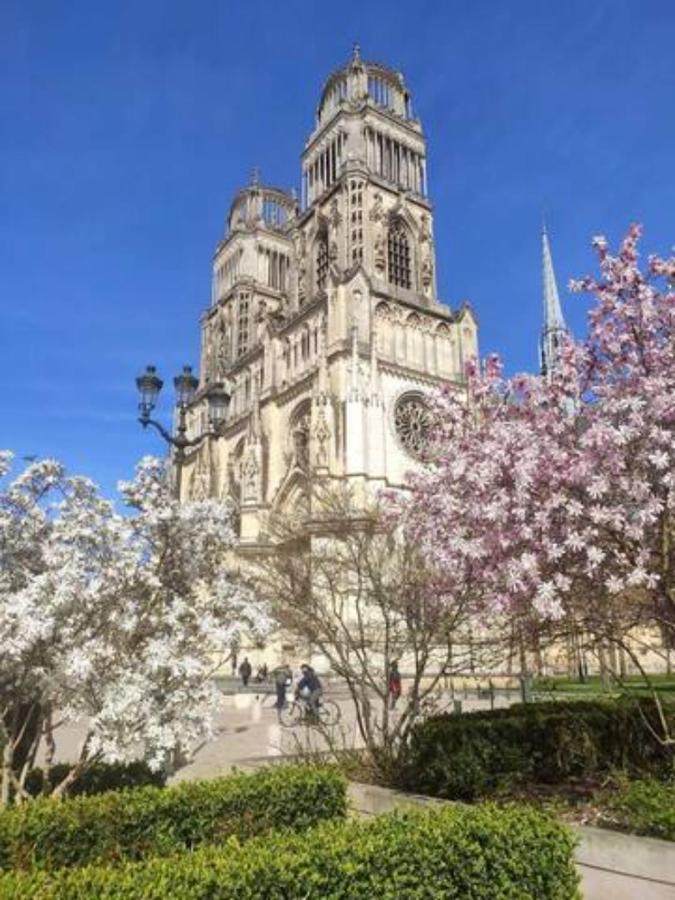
xmin=238 ymin=657 xmax=252 ymax=687
xmin=273 ymin=664 xmax=292 ymax=717
xmin=388 ymin=660 xmax=402 ymax=710
xmin=296 ymin=664 xmax=322 ymax=716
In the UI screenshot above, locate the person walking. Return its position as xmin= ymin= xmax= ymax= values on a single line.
xmin=388 ymin=660 xmax=402 ymax=710
xmin=273 ymin=663 xmax=292 ymax=718
xmin=296 ymin=664 xmax=322 ymax=717
xmin=238 ymin=656 xmax=252 ymax=688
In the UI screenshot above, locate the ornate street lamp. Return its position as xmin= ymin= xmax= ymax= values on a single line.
xmin=135 ymin=364 xmax=230 ymax=499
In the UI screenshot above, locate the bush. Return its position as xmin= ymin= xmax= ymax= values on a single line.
xmin=23 ymin=761 xmax=166 ymax=798
xmin=402 ymin=698 xmax=675 ymax=800
xmin=0 ymin=765 xmax=346 ymax=873
xmin=601 ymin=777 xmax=675 ymax=841
xmin=0 ymin=803 xmax=580 ymax=899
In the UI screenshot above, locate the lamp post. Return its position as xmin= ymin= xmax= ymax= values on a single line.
xmin=135 ymin=364 xmax=230 ymax=499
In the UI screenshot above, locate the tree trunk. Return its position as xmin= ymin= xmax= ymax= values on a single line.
xmin=0 ymin=740 xmax=13 ymax=808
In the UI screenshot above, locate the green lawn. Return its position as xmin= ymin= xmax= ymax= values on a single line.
xmin=533 ymin=672 xmax=675 ymax=696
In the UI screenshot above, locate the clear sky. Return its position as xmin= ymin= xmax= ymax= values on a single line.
xmin=2 ymin=0 xmax=674 ymax=497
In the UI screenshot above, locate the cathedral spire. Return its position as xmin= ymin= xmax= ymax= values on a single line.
xmin=539 ymin=223 xmax=568 ymax=378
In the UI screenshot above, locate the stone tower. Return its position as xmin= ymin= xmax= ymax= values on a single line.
xmin=182 ymin=47 xmax=479 ymax=544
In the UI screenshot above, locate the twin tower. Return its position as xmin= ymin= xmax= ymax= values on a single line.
xmin=182 ymin=47 xmax=479 ymax=543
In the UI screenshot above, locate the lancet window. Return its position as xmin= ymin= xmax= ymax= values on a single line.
xmin=364 ymin=128 xmax=426 ymax=195
xmin=261 ymin=247 xmax=289 ymax=291
xmin=367 ymin=75 xmax=391 ymax=109
xmin=302 ymin=132 xmax=346 ymax=206
xmin=237 ymin=292 xmax=251 ymax=357
xmin=213 ymin=249 xmax=242 ymax=303
xmin=349 ymin=179 xmax=364 ymax=265
xmin=316 ymin=235 xmax=329 ymax=292
xmin=388 ymin=224 xmax=411 ymax=289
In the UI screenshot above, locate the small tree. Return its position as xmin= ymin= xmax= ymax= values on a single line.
xmin=0 ymin=453 xmax=268 ymax=806
xmin=250 ymin=484 xmax=500 ymax=779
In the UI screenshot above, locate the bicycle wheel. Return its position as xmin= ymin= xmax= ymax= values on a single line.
xmin=279 ymin=701 xmax=303 ymax=728
xmin=317 ymin=699 xmax=341 ymax=727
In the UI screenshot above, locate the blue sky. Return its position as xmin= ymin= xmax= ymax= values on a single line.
xmin=2 ymin=0 xmax=674 ymax=497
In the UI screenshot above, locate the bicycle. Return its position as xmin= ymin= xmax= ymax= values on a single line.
xmin=279 ymin=694 xmax=341 ymax=728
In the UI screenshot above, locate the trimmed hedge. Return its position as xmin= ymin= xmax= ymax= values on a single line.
xmin=602 ymin=777 xmax=675 ymax=841
xmin=0 ymin=765 xmax=346 ymax=873
xmin=402 ymin=698 xmax=675 ymax=800
xmin=0 ymin=803 xmax=580 ymax=899
xmin=23 ymin=761 xmax=166 ymax=798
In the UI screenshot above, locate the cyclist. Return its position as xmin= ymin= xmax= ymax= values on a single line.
xmin=296 ymin=664 xmax=323 ymax=717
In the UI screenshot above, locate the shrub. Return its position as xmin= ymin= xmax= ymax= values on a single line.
xmin=601 ymin=777 xmax=675 ymax=841
xmin=0 ymin=765 xmax=346 ymax=872
xmin=402 ymin=698 xmax=675 ymax=800
xmin=0 ymin=803 xmax=580 ymax=899
xmin=23 ymin=761 xmax=166 ymax=798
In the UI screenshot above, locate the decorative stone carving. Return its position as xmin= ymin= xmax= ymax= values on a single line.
xmin=419 ymin=213 xmax=434 ymax=297
xmin=190 ymin=445 xmax=212 ymax=500
xmin=328 ymin=198 xmax=342 ymax=265
xmin=419 ymin=213 xmax=432 ymax=243
xmin=329 ymin=196 xmax=341 ymax=228
xmin=393 ymin=393 xmax=433 ymax=459
xmin=294 ymin=230 xmax=307 ymax=301
xmin=369 ymin=192 xmax=384 ymax=223
xmin=369 ymin=193 xmax=386 ymax=274
xmin=241 ymin=450 xmax=260 ymax=504
xmin=291 ymin=416 xmax=311 ymax=472
xmin=215 ymin=322 xmax=230 ymax=377
xmin=312 ymin=409 xmax=331 ymax=468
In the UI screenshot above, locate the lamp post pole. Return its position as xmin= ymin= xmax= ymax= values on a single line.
xmin=135 ymin=365 xmax=230 ymax=500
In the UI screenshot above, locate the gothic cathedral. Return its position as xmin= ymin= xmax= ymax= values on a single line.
xmin=182 ymin=48 xmax=479 ymax=543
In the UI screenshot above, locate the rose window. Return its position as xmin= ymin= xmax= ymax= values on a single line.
xmin=394 ymin=394 xmax=433 ymax=459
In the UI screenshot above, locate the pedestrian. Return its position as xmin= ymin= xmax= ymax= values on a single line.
xmin=388 ymin=660 xmax=402 ymax=710
xmin=238 ymin=656 xmax=252 ymax=688
xmin=296 ymin=664 xmax=323 ymax=717
xmin=273 ymin=663 xmax=292 ymax=717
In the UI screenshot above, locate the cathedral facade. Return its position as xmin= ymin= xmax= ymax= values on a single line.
xmin=182 ymin=48 xmax=478 ymax=543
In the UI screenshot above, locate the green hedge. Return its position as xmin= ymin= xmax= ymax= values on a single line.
xmin=0 ymin=803 xmax=579 ymax=899
xmin=23 ymin=761 xmax=166 ymax=798
xmin=601 ymin=777 xmax=675 ymax=841
xmin=402 ymin=699 xmax=675 ymax=800
xmin=0 ymin=765 xmax=346 ymax=873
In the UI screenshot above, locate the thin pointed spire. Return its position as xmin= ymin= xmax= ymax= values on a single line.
xmin=539 ymin=224 xmax=568 ymax=378
xmin=542 ymin=223 xmax=565 ymax=332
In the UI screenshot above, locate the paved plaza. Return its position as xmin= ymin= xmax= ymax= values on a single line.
xmin=40 ymin=683 xmax=515 ymax=783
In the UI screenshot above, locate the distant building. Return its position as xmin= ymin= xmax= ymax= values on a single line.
xmin=181 ymin=46 xmax=478 ymax=543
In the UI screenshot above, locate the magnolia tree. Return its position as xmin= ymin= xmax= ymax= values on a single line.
xmin=395 ymin=225 xmax=675 ymax=693
xmin=0 ymin=453 xmax=268 ymax=805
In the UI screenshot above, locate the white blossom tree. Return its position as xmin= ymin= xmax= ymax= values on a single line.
xmin=0 ymin=453 xmax=268 ymax=805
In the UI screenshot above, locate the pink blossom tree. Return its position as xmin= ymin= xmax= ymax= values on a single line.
xmin=395 ymin=226 xmax=675 ymax=684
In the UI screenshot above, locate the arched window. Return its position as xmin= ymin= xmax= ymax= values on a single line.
xmin=316 ymin=235 xmax=329 ymax=292
xmin=388 ymin=224 xmax=411 ymax=289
